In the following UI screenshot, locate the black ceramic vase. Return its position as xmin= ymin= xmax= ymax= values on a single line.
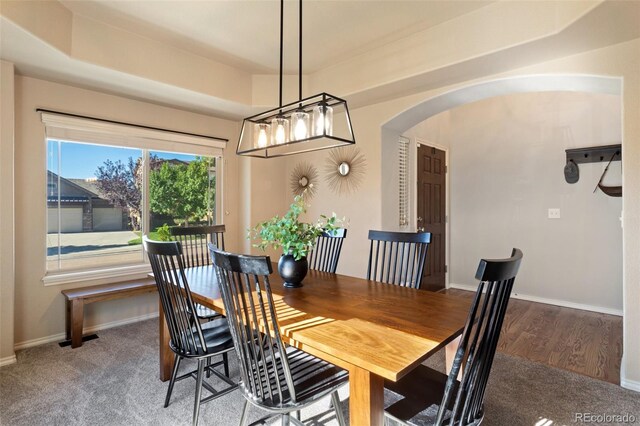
xmin=278 ymin=254 xmax=308 ymax=288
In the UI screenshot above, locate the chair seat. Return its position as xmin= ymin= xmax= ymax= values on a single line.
xmin=384 ymin=365 xmax=458 ymax=426
xmin=170 ymin=319 xmax=234 ymax=358
xmin=248 ymin=346 xmax=348 ymax=410
xmin=195 ymin=303 xmax=222 ymax=320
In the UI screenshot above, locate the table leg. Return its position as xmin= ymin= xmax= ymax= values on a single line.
xmin=446 ymin=336 xmax=462 ymax=375
xmin=349 ymin=366 xmax=384 ymax=426
xmin=159 ymin=300 xmax=173 ymax=381
xmin=70 ymin=299 xmax=84 ymax=349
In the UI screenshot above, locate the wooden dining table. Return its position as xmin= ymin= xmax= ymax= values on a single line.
xmin=157 ymin=265 xmax=471 ymax=426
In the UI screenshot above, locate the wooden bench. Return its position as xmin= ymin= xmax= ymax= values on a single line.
xmin=61 ymin=279 xmax=157 ymax=348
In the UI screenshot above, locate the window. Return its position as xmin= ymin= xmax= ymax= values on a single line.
xmin=41 ymin=112 xmax=225 ymax=282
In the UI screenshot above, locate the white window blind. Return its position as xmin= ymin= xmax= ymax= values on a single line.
xmin=40 ymin=111 xmax=226 ymax=156
xmin=398 ymin=136 xmax=409 ymax=228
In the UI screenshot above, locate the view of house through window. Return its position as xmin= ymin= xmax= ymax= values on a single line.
xmin=47 ymin=140 xmax=217 ymax=273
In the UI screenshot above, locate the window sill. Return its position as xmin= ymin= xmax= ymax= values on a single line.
xmin=42 ymin=264 xmax=152 ymax=287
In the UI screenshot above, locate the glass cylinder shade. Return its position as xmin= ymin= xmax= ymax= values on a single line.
xmin=312 ymin=104 xmax=333 ymax=137
xmin=290 ymin=111 xmax=310 ymax=141
xmin=253 ymin=122 xmax=271 ymax=148
xmin=271 ymin=117 xmax=289 ymax=145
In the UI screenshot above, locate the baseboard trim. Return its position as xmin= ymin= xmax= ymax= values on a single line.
xmin=0 ymin=354 xmax=17 ymax=367
xmin=14 ymin=312 xmax=159 ymax=351
xmin=448 ymin=283 xmax=623 ymax=316
xmin=621 ymin=378 xmax=640 ymax=392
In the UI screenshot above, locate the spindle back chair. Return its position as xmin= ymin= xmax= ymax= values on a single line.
xmin=366 ymin=230 xmax=431 ymax=289
xmin=308 ymin=228 xmax=347 ymax=273
xmin=209 ymin=245 xmax=348 ymax=426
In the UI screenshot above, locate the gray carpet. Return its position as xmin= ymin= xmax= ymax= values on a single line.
xmin=1 ymin=319 xmax=638 ymax=425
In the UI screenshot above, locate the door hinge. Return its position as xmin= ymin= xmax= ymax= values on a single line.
xmin=445 ymin=265 xmax=448 ymax=273
xmin=445 ymin=165 xmax=448 ymax=173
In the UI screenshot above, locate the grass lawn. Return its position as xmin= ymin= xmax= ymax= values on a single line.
xmin=128 ymin=231 xmax=161 ymax=245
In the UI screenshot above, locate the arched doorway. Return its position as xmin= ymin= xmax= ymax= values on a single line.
xmin=380 ymin=74 xmax=624 ymax=383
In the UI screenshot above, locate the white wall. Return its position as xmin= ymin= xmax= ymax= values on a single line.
xmin=405 ymin=91 xmax=622 ymax=313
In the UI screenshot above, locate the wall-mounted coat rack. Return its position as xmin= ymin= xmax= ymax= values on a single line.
xmin=565 ymin=144 xmax=621 ymax=165
xmin=564 ymin=144 xmax=622 ymax=197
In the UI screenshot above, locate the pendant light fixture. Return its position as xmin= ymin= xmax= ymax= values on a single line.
xmin=237 ymin=0 xmax=355 ymax=158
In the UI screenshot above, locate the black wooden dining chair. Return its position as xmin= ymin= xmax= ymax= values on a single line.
xmin=208 ymin=245 xmax=349 ymax=426
xmin=383 ymin=248 xmax=523 ymax=426
xmin=143 ymin=237 xmax=237 ymax=426
xmin=308 ymin=228 xmax=347 ymax=273
xmin=170 ymin=224 xmax=226 ymax=267
xmin=170 ymin=225 xmax=226 ymax=321
xmin=366 ymin=230 xmax=431 ymax=289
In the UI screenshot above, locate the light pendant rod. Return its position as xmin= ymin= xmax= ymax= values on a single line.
xmin=236 ymin=0 xmax=355 ymax=158
xmin=278 ymin=0 xmax=284 ymax=110
xmin=298 ymin=0 xmax=303 ymax=104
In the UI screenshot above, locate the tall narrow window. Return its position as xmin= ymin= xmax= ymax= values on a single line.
xmin=398 ymin=136 xmax=410 ymax=228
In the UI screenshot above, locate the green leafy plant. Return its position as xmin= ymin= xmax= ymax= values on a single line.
xmin=248 ymin=192 xmax=343 ymax=260
xmin=127 ymin=224 xmax=172 ymax=245
xmin=156 ymin=224 xmax=172 ymax=242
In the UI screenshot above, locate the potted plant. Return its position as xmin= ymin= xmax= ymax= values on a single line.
xmin=248 ymin=192 xmax=342 ymax=288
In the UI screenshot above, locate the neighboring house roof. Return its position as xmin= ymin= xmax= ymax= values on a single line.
xmin=46 ymin=171 xmax=112 ymax=205
xmin=67 ymin=178 xmax=104 ymax=198
xmin=150 ymin=158 xmax=188 ymax=169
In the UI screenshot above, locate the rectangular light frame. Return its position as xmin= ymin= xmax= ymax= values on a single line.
xmin=237 ymin=92 xmax=355 ymax=158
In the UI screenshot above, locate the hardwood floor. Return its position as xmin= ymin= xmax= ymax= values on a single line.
xmin=442 ymin=289 xmax=623 ymax=384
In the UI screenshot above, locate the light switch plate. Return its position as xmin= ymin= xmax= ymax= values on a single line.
xmin=548 ymin=208 xmax=561 ymax=219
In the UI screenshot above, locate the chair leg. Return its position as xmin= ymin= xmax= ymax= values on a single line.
xmin=331 ymin=391 xmax=346 ymax=426
xmin=164 ymin=355 xmax=182 ymax=408
xmin=193 ymin=359 xmax=206 ymax=426
xmin=223 ymin=352 xmax=230 ymax=377
xmin=281 ymin=414 xmax=290 ymax=426
xmin=206 ymin=357 xmax=211 ymax=378
xmin=239 ymin=399 xmax=250 ymax=426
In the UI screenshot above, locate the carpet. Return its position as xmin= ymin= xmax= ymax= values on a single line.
xmin=1 ymin=319 xmax=638 ymax=425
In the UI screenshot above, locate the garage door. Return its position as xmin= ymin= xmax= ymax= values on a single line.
xmin=93 ymin=207 xmax=123 ymax=231
xmin=47 ymin=207 xmax=83 ymax=233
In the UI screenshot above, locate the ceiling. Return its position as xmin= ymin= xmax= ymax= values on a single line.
xmin=3 ymin=0 xmax=638 ymax=119
xmin=60 ymin=0 xmax=493 ymax=74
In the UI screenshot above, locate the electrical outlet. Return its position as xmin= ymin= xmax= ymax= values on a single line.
xmin=548 ymin=208 xmax=561 ymax=219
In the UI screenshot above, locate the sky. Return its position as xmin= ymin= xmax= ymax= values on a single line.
xmin=47 ymin=140 xmax=199 ymax=179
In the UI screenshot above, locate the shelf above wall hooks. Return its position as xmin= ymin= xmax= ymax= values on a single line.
xmin=565 ymin=144 xmax=621 ymax=165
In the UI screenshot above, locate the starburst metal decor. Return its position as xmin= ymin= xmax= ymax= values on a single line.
xmin=324 ymin=147 xmax=367 ymax=194
xmin=290 ymin=162 xmax=318 ymax=198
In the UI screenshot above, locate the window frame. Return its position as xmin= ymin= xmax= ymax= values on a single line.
xmin=41 ymin=112 xmax=226 ymax=286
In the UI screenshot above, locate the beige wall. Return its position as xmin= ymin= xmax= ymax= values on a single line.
xmin=278 ymin=39 xmax=640 ymax=387
xmin=1 ymin=0 xmax=638 ymax=390
xmin=12 ymin=75 xmax=241 ymax=346
xmin=0 ymin=61 xmax=16 ymax=363
xmin=408 ymin=92 xmax=622 ymax=312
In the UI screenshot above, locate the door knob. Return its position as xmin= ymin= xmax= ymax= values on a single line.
xmin=417 ymin=227 xmax=425 ymax=232
xmin=417 ymin=217 xmax=423 ymax=222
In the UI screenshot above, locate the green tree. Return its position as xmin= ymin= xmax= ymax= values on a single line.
xmin=149 ymin=157 xmax=214 ymax=226
xmin=95 ymin=157 xmax=142 ymax=231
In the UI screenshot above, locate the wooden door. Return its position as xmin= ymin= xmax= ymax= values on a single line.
xmin=417 ymin=143 xmax=446 ymax=291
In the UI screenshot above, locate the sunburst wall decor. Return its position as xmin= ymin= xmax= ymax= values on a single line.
xmin=290 ymin=162 xmax=319 ymax=198
xmin=324 ymin=147 xmax=367 ymax=194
